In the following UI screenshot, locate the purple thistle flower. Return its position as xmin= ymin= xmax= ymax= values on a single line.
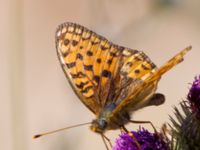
xmin=188 ymin=76 xmax=200 ymax=118
xmin=112 ymin=128 xmax=170 ymax=150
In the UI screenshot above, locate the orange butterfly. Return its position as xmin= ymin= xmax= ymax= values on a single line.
xmin=34 ymin=22 xmax=191 ymax=149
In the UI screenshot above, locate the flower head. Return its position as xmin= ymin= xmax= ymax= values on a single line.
xmin=112 ymin=128 xmax=170 ymax=150
xmin=188 ymin=76 xmax=200 ymax=118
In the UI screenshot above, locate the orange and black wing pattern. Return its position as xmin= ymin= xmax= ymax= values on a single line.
xmin=111 ymin=46 xmax=191 ymax=120
xmin=55 ymin=22 xmax=158 ymax=115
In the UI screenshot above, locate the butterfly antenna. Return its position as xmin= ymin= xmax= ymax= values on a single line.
xmin=33 ymin=122 xmax=91 ymax=139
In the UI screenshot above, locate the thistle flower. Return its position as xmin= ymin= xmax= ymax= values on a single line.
xmin=188 ymin=76 xmax=200 ymax=119
xmin=112 ymin=128 xmax=170 ymax=150
xmin=170 ymin=76 xmax=200 ymax=150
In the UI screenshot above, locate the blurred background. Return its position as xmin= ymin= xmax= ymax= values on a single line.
xmin=0 ymin=0 xmax=199 ymax=150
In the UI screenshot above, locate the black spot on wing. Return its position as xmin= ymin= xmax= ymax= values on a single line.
xmin=64 ymin=39 xmax=70 ymax=46
xmin=110 ymin=52 xmax=117 ymax=57
xmin=75 ymin=81 xmax=89 ymax=89
xmin=141 ymin=64 xmax=150 ymax=70
xmin=102 ymin=70 xmax=111 ymax=78
xmin=86 ymin=51 xmax=93 ymax=56
xmin=96 ymin=58 xmax=101 ymax=63
xmin=66 ymin=62 xmax=76 ymax=68
xmin=134 ymin=69 xmax=140 ymax=74
xmin=127 ymin=62 xmax=133 ymax=67
xmin=135 ymin=57 xmax=142 ymax=61
xmin=76 ymin=53 xmax=83 ymax=60
xmin=101 ymin=45 xmax=108 ymax=50
xmin=84 ymin=64 xmax=93 ymax=71
xmin=70 ymin=72 xmax=86 ymax=78
xmin=81 ymin=86 xmax=93 ymax=93
xmin=107 ymin=59 xmax=112 ymax=65
xmin=150 ymin=63 xmax=156 ymax=69
xmin=91 ymin=41 xmax=100 ymax=45
xmin=72 ymin=40 xmax=78 ymax=46
xmin=93 ymin=75 xmax=100 ymax=83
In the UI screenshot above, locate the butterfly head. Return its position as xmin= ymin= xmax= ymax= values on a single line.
xmin=90 ymin=118 xmax=108 ymax=133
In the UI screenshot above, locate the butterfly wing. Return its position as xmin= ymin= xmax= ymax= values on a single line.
xmin=56 ymin=22 xmax=125 ymax=114
xmin=55 ymin=22 xmax=158 ymax=115
xmin=109 ymin=48 xmax=158 ymax=107
xmin=56 ymin=23 xmax=101 ymax=114
xmin=110 ymin=46 xmax=191 ymax=119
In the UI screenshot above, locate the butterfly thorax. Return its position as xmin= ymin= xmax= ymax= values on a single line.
xmin=90 ymin=103 xmax=130 ymax=133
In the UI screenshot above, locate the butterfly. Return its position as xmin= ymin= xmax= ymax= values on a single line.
xmin=54 ymin=22 xmax=191 ymax=149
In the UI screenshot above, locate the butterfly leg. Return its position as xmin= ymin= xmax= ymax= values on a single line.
xmin=102 ymin=134 xmax=113 ymax=148
xmin=121 ymin=125 xmax=141 ymax=150
xmin=128 ymin=93 xmax=164 ymax=133
xmin=101 ymin=134 xmax=113 ymax=150
xmin=129 ymin=120 xmax=157 ymax=133
xmin=101 ymin=134 xmax=110 ymax=150
xmin=120 ymin=128 xmax=124 ymax=133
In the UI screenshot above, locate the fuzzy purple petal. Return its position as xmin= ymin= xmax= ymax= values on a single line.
xmin=113 ymin=128 xmax=169 ymax=150
xmin=188 ymin=76 xmax=200 ymax=118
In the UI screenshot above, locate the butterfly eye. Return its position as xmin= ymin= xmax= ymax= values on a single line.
xmin=99 ymin=119 xmax=107 ymax=129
